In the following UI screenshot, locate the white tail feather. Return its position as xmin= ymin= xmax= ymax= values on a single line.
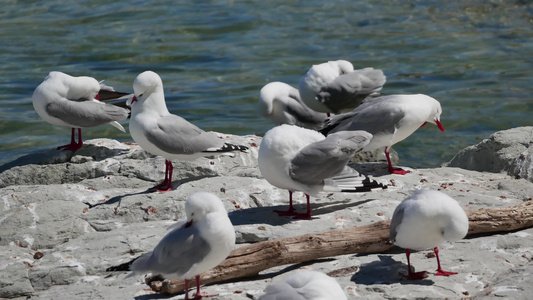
xmin=110 ymin=121 xmax=126 ymax=132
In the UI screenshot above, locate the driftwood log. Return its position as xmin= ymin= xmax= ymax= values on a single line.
xmin=148 ymin=200 xmax=533 ymax=294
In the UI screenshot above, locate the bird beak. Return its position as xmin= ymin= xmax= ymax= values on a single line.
xmin=435 ymin=119 xmax=444 ymax=133
xmin=185 ymin=220 xmax=193 ymax=228
xmin=126 ymin=96 xmax=137 ymax=107
xmin=95 ymin=94 xmax=100 ymax=101
xmin=419 ymin=122 xmax=427 ymax=128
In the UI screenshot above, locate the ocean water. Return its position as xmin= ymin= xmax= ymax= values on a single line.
xmin=1 ymin=0 xmax=532 ymax=168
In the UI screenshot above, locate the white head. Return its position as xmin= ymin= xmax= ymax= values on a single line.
xmin=332 ymin=60 xmax=354 ymax=75
xmin=44 ymin=71 xmax=100 ymax=101
xmin=259 ymin=81 xmax=296 ymax=117
xmin=128 ymin=71 xmax=165 ymax=109
xmin=185 ymin=192 xmax=228 ymax=225
xmin=425 ymin=96 xmax=444 ymax=133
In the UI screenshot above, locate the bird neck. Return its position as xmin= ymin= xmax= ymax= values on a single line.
xmin=140 ymin=91 xmax=170 ymax=116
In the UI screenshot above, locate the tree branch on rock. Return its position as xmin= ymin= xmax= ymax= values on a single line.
xmin=147 ymin=200 xmax=533 ymax=294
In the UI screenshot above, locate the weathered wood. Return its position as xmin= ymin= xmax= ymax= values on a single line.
xmin=149 ymin=200 xmax=533 ymax=294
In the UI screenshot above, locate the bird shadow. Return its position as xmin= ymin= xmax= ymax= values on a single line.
xmin=228 ymin=198 xmax=377 ymax=226
xmin=351 ymin=162 xmax=395 ymax=177
xmin=351 ymin=254 xmax=435 ymax=286
xmin=134 ymin=293 xmax=176 ymax=300
xmin=84 ymin=175 xmax=217 ymax=209
xmin=83 ymin=189 xmax=153 ymax=209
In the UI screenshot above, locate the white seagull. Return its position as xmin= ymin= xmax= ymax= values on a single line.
xmin=389 ymin=189 xmax=469 ymax=280
xmin=129 ymin=192 xmax=236 ymax=300
xmin=320 ymin=94 xmax=444 ymax=175
xmin=32 ymin=71 xmax=130 ymax=151
xmin=259 ymin=81 xmax=328 ymax=130
xmin=128 ymin=71 xmax=248 ymax=192
xmin=258 ymin=270 xmax=347 ymax=300
xmin=258 ymin=124 xmax=386 ymax=220
xmin=298 ymin=60 xmax=386 ymax=114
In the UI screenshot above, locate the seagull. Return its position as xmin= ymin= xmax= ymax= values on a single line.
xmin=389 ymin=189 xmax=469 ymax=280
xmin=258 ymin=270 xmax=347 ymax=300
xmin=320 ymin=94 xmax=444 ymax=175
xmin=32 ymin=71 xmax=131 ymax=151
xmin=259 ymin=81 xmax=328 ymax=130
xmin=298 ymin=60 xmax=386 ymax=114
xmin=128 ymin=71 xmax=249 ymax=192
xmin=129 ymin=192 xmax=236 ymax=300
xmin=258 ymin=124 xmax=387 ymax=220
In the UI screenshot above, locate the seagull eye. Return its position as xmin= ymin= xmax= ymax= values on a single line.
xmin=138 ymin=93 xmax=144 ymax=97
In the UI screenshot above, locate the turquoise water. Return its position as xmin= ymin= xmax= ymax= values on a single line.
xmin=1 ymin=0 xmax=532 ymax=167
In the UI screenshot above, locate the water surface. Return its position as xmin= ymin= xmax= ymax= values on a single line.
xmin=1 ymin=0 xmax=532 ymax=167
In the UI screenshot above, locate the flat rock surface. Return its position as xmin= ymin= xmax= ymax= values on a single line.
xmin=1 ymin=132 xmax=533 ymax=299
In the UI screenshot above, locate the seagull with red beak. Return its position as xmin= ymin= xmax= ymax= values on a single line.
xmin=127 ymin=71 xmax=248 ymax=192
xmin=320 ymin=94 xmax=444 ymax=175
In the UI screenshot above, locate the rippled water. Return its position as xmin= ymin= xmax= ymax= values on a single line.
xmin=1 ymin=0 xmax=532 ymax=168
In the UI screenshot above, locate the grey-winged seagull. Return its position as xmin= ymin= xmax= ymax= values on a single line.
xmin=128 ymin=71 xmax=249 ymax=192
xmin=129 ymin=192 xmax=235 ymax=300
xmin=390 ymin=189 xmax=469 ymax=280
xmin=259 ymin=81 xmax=328 ymax=130
xmin=32 ymin=71 xmax=130 ymax=151
xmin=298 ymin=60 xmax=386 ymax=114
xmin=258 ymin=270 xmax=347 ymax=300
xmin=258 ymin=124 xmax=386 ymax=220
xmin=320 ymin=94 xmax=444 ymax=175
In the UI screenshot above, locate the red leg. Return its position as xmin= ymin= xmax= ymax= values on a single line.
xmin=434 ymin=247 xmax=457 ymax=276
xmin=294 ymin=194 xmax=312 ymax=220
xmin=154 ymin=160 xmax=173 ymax=192
xmin=385 ymin=147 xmax=409 ymax=175
xmin=192 ymin=275 xmax=203 ymax=299
xmin=274 ymin=191 xmax=296 ymax=216
xmin=184 ymin=279 xmax=190 ymax=300
xmin=57 ymin=128 xmax=83 ymax=151
xmin=405 ymin=249 xmax=427 ymax=280
xmin=191 ymin=275 xmax=217 ymax=299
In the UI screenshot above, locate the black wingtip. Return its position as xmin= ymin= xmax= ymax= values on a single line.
xmin=204 ymin=143 xmax=249 ymax=154
xmin=106 ymin=257 xmax=138 ymax=272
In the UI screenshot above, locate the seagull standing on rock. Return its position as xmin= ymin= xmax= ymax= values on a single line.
xmin=320 ymin=94 xmax=444 ymax=175
xmin=259 ymin=81 xmax=328 ymax=130
xmin=32 ymin=71 xmax=130 ymax=152
xmin=128 ymin=71 xmax=249 ymax=192
xmin=298 ymin=60 xmax=386 ymax=115
xmin=258 ymin=124 xmax=387 ymax=220
xmin=389 ymin=189 xmax=469 ymax=280
xmin=128 ymin=192 xmax=236 ymax=300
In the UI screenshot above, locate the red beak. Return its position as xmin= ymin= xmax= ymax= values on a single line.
xmin=436 ymin=119 xmax=444 ymax=133
xmin=95 ymin=94 xmax=100 ymax=101
xmin=131 ymin=96 xmax=137 ymax=104
xmin=419 ymin=122 xmax=427 ymax=128
xmin=184 ymin=220 xmax=193 ymax=228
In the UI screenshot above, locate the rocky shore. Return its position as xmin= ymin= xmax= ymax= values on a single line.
xmin=1 ymin=127 xmax=533 ymax=300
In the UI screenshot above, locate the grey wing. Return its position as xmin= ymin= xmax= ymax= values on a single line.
xmin=317 ymin=68 xmax=386 ymax=114
xmin=46 ymin=100 xmax=129 ymax=127
xmin=283 ymin=97 xmax=327 ymax=127
xmin=289 ymin=131 xmax=372 ymax=185
xmin=144 ymin=114 xmax=224 ymax=155
xmin=325 ymin=97 xmax=406 ymax=136
xmin=389 ymin=205 xmax=405 ymax=243
xmin=131 ymin=226 xmax=211 ymax=276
